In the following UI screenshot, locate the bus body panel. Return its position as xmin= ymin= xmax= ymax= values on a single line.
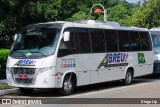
xmin=6 ymin=55 xmax=59 ymax=88
xmin=150 ymin=29 xmax=160 ymax=73
xmin=56 ymin=51 xmax=153 ymax=87
xmin=133 ymin=51 xmax=153 ymax=76
xmin=6 ymin=21 xmax=154 ymax=93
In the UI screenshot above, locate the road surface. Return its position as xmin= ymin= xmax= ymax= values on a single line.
xmin=1 ymin=74 xmax=160 ymax=107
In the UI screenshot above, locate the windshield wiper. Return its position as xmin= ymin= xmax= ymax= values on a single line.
xmin=29 ymin=51 xmax=46 ymax=57
xmin=154 ymin=51 xmax=160 ymax=54
xmin=13 ymin=51 xmax=27 ymax=58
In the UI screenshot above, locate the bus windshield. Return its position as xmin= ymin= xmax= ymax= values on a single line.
xmin=10 ymin=25 xmax=61 ymax=58
xmin=151 ymin=34 xmax=160 ymax=53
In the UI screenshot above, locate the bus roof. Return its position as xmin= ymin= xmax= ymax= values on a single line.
xmin=150 ymin=27 xmax=160 ymax=31
xmin=150 ymin=27 xmax=160 ymax=35
xmin=30 ymin=20 xmax=149 ymax=31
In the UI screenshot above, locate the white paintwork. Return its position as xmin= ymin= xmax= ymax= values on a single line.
xmin=6 ymin=20 xmax=153 ymax=89
xmin=150 ymin=28 xmax=160 ymax=73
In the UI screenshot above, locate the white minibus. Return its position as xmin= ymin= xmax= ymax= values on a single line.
xmin=6 ymin=20 xmax=153 ymax=95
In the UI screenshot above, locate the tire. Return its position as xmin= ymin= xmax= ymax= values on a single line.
xmin=59 ymin=76 xmax=75 ymax=96
xmin=123 ymin=70 xmax=133 ymax=85
xmin=19 ymin=88 xmax=34 ymax=95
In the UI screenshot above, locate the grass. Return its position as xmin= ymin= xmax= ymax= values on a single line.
xmin=0 ymin=84 xmax=15 ymax=90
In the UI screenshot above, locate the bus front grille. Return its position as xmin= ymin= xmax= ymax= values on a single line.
xmin=12 ymin=68 xmax=35 ymax=75
xmin=11 ymin=68 xmax=36 ymax=85
xmin=15 ymin=78 xmax=33 ymax=84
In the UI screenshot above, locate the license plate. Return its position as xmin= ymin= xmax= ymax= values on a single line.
xmin=18 ymin=74 xmax=28 ymax=80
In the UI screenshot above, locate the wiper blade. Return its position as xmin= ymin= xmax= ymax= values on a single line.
xmin=29 ymin=51 xmax=46 ymax=56
xmin=13 ymin=51 xmax=27 ymax=58
xmin=154 ymin=51 xmax=160 ymax=54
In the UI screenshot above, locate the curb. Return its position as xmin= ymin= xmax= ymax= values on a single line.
xmin=0 ymin=88 xmax=19 ymax=96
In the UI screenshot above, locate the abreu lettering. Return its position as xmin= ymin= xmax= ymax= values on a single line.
xmin=108 ymin=53 xmax=128 ymax=64
xmin=97 ymin=53 xmax=129 ymax=69
xmin=14 ymin=60 xmax=36 ymax=66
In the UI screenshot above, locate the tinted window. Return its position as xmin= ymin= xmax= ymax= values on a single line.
xmin=65 ymin=28 xmax=80 ymax=53
xmin=151 ymin=33 xmax=160 ymax=52
xmin=117 ymin=30 xmax=130 ymax=51
xmin=139 ymin=31 xmax=151 ymax=51
xmin=129 ymin=31 xmax=140 ymax=51
xmin=61 ymin=32 xmax=79 ymax=54
xmin=58 ymin=28 xmax=80 ymax=57
xmin=105 ymin=30 xmax=118 ymax=52
xmin=90 ymin=29 xmax=105 ymax=53
xmin=73 ymin=30 xmax=80 ymax=53
xmin=78 ymin=29 xmax=91 ymax=53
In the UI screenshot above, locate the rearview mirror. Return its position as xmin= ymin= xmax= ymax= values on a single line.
xmin=63 ymin=32 xmax=70 ymax=42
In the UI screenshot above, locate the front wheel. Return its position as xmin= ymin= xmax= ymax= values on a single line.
xmin=59 ymin=76 xmax=75 ymax=96
xmin=123 ymin=70 xmax=133 ymax=85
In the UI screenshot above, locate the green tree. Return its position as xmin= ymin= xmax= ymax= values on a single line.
xmin=107 ymin=2 xmax=131 ymax=21
xmin=2 ymin=0 xmax=159 ymax=42
xmin=126 ymin=0 xmax=160 ymax=28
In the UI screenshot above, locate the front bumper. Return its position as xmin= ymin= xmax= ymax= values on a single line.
xmin=6 ymin=67 xmax=59 ymax=88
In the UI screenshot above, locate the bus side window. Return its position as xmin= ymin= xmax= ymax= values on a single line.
xmin=129 ymin=31 xmax=141 ymax=51
xmin=117 ymin=30 xmax=130 ymax=52
xmin=78 ymin=28 xmax=91 ymax=53
xmin=58 ymin=32 xmax=75 ymax=57
xmin=73 ymin=31 xmax=80 ymax=53
xmin=105 ymin=30 xmax=118 ymax=52
xmin=139 ymin=31 xmax=151 ymax=51
xmin=64 ymin=32 xmax=76 ymax=53
xmin=90 ymin=29 xmax=105 ymax=53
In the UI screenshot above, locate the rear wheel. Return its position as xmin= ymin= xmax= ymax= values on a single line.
xmin=59 ymin=76 xmax=75 ymax=96
xmin=19 ymin=88 xmax=34 ymax=95
xmin=123 ymin=70 xmax=133 ymax=85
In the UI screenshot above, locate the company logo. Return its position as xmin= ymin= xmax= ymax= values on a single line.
xmin=108 ymin=53 xmax=128 ymax=64
xmin=98 ymin=53 xmax=129 ymax=69
xmin=14 ymin=59 xmax=36 ymax=66
xmin=138 ymin=53 xmax=145 ymax=64
xmin=2 ymin=99 xmax=42 ymax=104
xmin=2 ymin=99 xmax=11 ymax=104
xmin=61 ymin=58 xmax=76 ymax=68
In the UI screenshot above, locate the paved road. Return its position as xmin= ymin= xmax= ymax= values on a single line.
xmin=1 ymin=74 xmax=160 ymax=107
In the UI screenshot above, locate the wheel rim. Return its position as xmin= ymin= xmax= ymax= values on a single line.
xmin=64 ymin=80 xmax=72 ymax=93
xmin=126 ymin=72 xmax=132 ymax=83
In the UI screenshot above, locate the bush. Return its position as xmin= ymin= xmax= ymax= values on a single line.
xmin=0 ymin=84 xmax=15 ymax=90
xmin=0 ymin=49 xmax=10 ymax=79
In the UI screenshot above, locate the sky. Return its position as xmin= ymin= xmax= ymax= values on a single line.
xmin=126 ymin=0 xmax=143 ymax=4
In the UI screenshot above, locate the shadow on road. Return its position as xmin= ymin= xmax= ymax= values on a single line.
xmin=3 ymin=74 xmax=160 ymax=98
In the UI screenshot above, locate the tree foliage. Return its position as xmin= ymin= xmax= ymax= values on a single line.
xmin=107 ymin=2 xmax=131 ymax=22
xmin=0 ymin=0 xmax=160 ymax=42
xmin=126 ymin=0 xmax=160 ymax=28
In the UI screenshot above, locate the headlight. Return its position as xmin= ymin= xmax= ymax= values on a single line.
xmin=37 ymin=66 xmax=54 ymax=75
